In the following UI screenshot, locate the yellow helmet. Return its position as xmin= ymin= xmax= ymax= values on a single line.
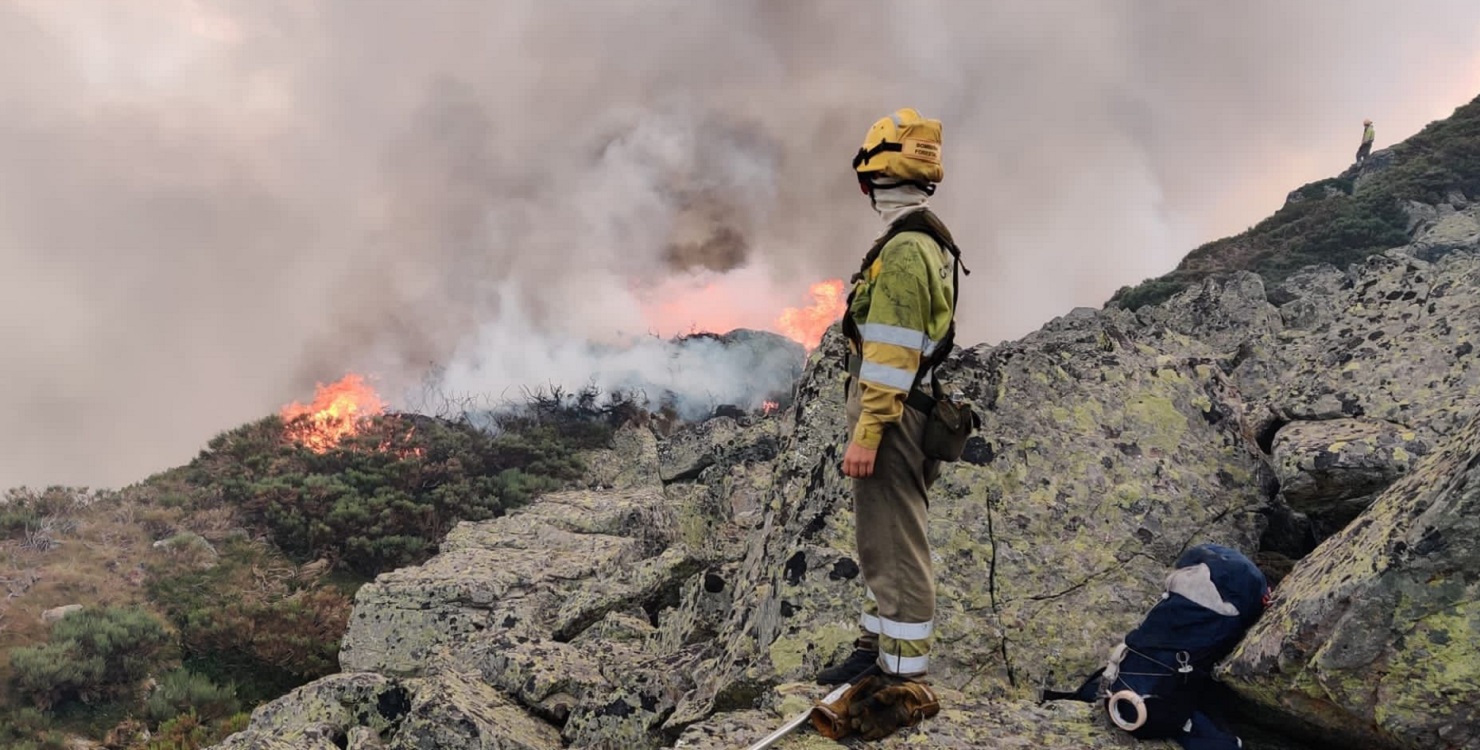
xmin=852 ymin=107 xmax=944 ymax=188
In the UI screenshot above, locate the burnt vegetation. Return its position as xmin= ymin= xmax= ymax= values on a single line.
xmin=1112 ymin=92 xmax=1480 ymax=311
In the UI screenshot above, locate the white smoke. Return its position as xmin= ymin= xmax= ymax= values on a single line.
xmin=422 ymin=283 xmax=802 ymax=421
xmin=3 ymin=0 xmax=1480 ymax=488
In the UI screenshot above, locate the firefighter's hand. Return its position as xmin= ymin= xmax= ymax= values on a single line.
xmin=843 ymin=442 xmax=877 ymax=478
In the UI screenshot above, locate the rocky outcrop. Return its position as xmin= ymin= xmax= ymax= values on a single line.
xmin=217 ymin=246 xmax=1480 ymax=749
xmin=337 ymin=485 xmax=675 ymax=678
xmin=1221 ymin=409 xmax=1480 ymax=750
xmin=40 ymin=603 xmax=83 ymax=624
xmin=214 ymin=671 xmax=563 ymax=749
xmin=670 ymin=304 xmax=1272 ymax=729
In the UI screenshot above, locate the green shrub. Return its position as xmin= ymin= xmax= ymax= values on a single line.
xmin=0 ymin=487 xmax=96 ymax=540
xmin=10 ymin=607 xmax=172 ymax=710
xmin=188 ymin=412 xmax=601 ymax=577
xmin=144 ymin=670 xmax=239 ymax=724
xmin=0 ymin=707 xmax=68 ymax=750
xmin=1109 ymin=278 xmax=1189 ymax=311
xmin=145 ymin=709 xmax=247 ymax=750
xmin=146 ymin=539 xmax=352 ymax=704
xmin=148 ymin=712 xmax=210 ymax=749
xmin=0 ymin=507 xmax=41 ymax=538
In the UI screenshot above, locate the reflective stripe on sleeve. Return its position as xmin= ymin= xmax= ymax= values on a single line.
xmin=858 ymin=361 xmax=915 ymax=391
xmin=859 ymin=322 xmax=935 ymax=353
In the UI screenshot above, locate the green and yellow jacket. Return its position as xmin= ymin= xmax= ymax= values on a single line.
xmin=843 ymin=209 xmax=959 ymax=449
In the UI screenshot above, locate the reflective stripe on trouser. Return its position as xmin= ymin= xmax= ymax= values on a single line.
xmin=846 ymin=380 xmax=940 ymax=677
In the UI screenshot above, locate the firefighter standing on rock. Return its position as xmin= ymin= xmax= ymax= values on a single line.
xmin=808 ymin=107 xmax=970 ymax=741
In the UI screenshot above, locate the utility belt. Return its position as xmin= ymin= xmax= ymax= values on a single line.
xmin=845 ymin=348 xmax=979 ymax=463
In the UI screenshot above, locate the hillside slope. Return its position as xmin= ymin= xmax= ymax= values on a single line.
xmin=1112 ymin=93 xmax=1480 ymax=310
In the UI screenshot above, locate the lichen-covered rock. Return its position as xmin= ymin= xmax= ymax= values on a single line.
xmin=574 ymin=609 xmax=658 ymax=646
xmin=559 ymin=667 xmax=686 ymax=750
xmin=1221 ymin=410 xmax=1480 ymax=750
xmin=214 ymin=673 xmax=411 ymax=750
xmin=214 ymin=671 xmax=561 ymax=750
xmin=1270 ymin=417 xmax=1427 ymax=526
xmin=343 ymin=511 xmax=651 ymax=674
xmin=658 ymin=416 xmax=743 ymax=483
xmin=467 ymin=631 xmax=694 ymax=748
xmin=1268 ymin=263 xmax=1349 ymax=331
xmin=673 ymin=686 xmax=1169 ymax=749
xmin=1409 ymin=201 xmax=1480 ymax=262
xmin=387 ymin=671 xmax=562 ymax=750
xmin=656 ymin=415 xmax=781 ymax=557
xmin=1236 ymin=251 xmax=1480 ymax=447
xmin=551 ymin=544 xmax=703 ymax=640
xmin=1135 ymin=271 xmax=1283 ymax=353
xmin=579 ymin=425 xmax=662 ymax=490
xmin=651 ymin=569 xmax=734 ymax=655
xmin=339 ymin=487 xmax=668 ymax=676
xmin=469 ymin=634 xmax=615 ymax=724
xmin=675 ymin=310 xmax=1269 ymax=722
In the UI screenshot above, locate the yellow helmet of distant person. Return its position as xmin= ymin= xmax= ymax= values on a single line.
xmin=852 ymin=107 xmax=944 ymax=190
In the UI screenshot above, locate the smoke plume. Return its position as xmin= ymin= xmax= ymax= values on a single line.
xmin=3 ymin=0 xmax=1480 ymax=488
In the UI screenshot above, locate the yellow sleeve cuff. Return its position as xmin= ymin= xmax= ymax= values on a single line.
xmin=852 ymin=421 xmax=883 ymax=449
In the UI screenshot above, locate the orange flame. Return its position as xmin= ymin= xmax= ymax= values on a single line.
xmin=280 ymin=374 xmax=386 ymax=452
xmin=776 ymin=280 xmax=847 ymax=350
xmin=761 ymin=400 xmax=779 ymax=415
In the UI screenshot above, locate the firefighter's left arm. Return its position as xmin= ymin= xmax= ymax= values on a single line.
xmin=851 ymin=237 xmax=933 ymax=449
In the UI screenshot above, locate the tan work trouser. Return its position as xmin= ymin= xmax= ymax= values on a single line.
xmin=846 ymin=380 xmax=940 ymax=677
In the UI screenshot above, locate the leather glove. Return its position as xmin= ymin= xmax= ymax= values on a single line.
xmin=846 ymin=675 xmax=941 ymax=740
xmin=809 ymin=674 xmax=880 ymax=739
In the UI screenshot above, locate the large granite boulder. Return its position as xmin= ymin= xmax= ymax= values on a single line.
xmin=1237 ymin=250 xmax=1480 ymax=445
xmin=1406 ymin=193 xmax=1478 ymax=262
xmin=1221 ymin=409 xmax=1480 ymax=750
xmin=1269 ymin=417 xmax=1427 ymax=528
xmin=1135 ymin=271 xmax=1283 ymax=353
xmin=335 ymin=482 xmax=712 ymax=748
xmin=338 ymin=485 xmax=676 ymax=677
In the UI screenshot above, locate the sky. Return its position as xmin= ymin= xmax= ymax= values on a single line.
xmin=3 ymin=0 xmax=1480 ymax=489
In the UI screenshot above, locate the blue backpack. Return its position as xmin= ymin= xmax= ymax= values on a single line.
xmin=1044 ymin=544 xmax=1270 ymax=750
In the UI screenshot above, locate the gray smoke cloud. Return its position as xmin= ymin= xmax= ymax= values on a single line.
xmin=3 ymin=0 xmax=1480 ymax=488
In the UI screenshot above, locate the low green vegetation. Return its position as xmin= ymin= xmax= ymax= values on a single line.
xmin=9 ymin=607 xmax=172 ymax=711
xmin=0 ymin=392 xmax=629 ymax=748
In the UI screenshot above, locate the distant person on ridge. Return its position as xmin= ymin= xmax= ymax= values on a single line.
xmin=808 ymin=107 xmax=971 ymax=739
xmin=1355 ymin=118 xmax=1375 ymax=165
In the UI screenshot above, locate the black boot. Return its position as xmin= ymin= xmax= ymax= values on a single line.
xmin=816 ymin=646 xmax=880 ymax=685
